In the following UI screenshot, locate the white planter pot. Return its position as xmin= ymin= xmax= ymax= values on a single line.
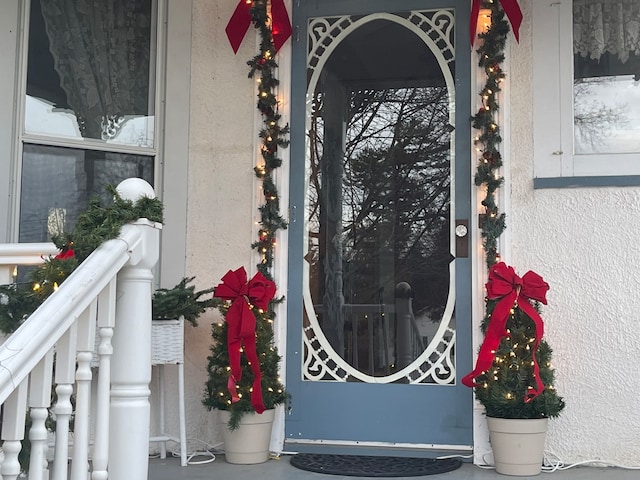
xmin=220 ymin=409 xmax=275 ymax=464
xmin=487 ymin=417 xmax=548 ymax=476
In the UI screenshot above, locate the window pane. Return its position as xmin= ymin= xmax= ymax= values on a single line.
xmin=304 ymin=16 xmax=454 ymax=380
xmin=19 ymin=144 xmax=154 ymax=243
xmin=573 ymin=0 xmax=640 ymax=155
xmin=25 ymin=0 xmax=155 ymax=147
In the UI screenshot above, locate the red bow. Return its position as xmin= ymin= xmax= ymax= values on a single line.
xmin=214 ymin=267 xmax=276 ymax=413
xmin=226 ymin=0 xmax=292 ymax=54
xmin=54 ymin=249 xmax=75 ymax=260
xmin=462 ymin=262 xmax=549 ymax=403
xmin=470 ymin=0 xmax=523 ymax=46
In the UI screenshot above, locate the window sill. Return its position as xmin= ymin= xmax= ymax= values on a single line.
xmin=533 ymin=175 xmax=640 ymax=189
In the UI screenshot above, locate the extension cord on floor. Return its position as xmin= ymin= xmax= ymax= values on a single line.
xmin=541 ymin=452 xmax=640 ymax=472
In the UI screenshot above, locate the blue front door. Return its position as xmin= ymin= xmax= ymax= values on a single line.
xmin=286 ymin=0 xmax=472 ymax=453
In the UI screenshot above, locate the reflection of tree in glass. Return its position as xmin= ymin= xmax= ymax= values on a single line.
xmin=574 ymin=77 xmax=629 ymax=152
xmin=308 ymin=86 xmax=452 ymax=322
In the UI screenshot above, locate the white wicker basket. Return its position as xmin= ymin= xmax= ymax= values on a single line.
xmin=151 ymin=317 xmax=184 ymax=365
xmin=93 ymin=317 xmax=184 ymax=366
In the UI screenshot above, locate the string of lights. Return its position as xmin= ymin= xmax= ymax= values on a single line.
xmin=247 ymin=0 xmax=290 ymax=280
xmin=473 ymin=0 xmax=509 ymax=269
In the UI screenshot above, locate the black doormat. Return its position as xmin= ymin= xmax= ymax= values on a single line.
xmin=289 ymin=453 xmax=462 ymax=477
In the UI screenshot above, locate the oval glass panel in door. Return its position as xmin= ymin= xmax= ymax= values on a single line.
xmin=303 ymin=11 xmax=456 ymax=384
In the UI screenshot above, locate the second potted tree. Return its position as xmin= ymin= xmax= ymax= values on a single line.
xmin=463 ymin=262 xmax=565 ymax=476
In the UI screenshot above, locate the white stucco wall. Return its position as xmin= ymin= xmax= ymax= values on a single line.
xmin=154 ymin=0 xmax=263 ymax=453
xmin=507 ymin=0 xmax=640 ymax=466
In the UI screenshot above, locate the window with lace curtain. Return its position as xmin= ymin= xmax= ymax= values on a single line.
xmin=573 ymin=0 xmax=640 ymax=155
xmin=533 ymin=0 xmax=640 ymax=186
xmin=19 ymin=0 xmax=157 ymax=242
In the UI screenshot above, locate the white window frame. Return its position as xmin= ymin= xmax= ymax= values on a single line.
xmin=532 ymin=0 xmax=640 ymax=188
xmin=0 ymin=0 xmax=191 ymax=285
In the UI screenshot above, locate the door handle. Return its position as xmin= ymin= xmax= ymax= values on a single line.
xmin=455 ymin=219 xmax=469 ymax=258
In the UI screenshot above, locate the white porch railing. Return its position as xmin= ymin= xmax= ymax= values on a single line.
xmin=0 ymin=179 xmax=161 ymax=480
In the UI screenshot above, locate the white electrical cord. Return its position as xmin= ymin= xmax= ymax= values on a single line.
xmin=161 ymin=438 xmax=223 ymax=465
xmin=541 ymin=451 xmax=640 ymax=472
xmin=436 ymin=454 xmax=475 ymax=460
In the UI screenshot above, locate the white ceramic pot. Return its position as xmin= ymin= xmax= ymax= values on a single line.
xmin=487 ymin=417 xmax=548 ymax=476
xmin=219 ymin=409 xmax=275 ymax=464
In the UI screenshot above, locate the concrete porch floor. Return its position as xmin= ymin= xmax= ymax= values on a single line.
xmin=149 ymin=455 xmax=639 ymax=480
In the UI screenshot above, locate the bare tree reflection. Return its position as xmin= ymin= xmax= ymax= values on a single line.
xmin=307 ymin=85 xmax=453 ymax=373
xmin=574 ymin=77 xmax=629 ymax=152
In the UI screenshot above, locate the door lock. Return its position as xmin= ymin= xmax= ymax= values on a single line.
xmin=455 ymin=224 xmax=468 ymax=238
xmin=455 ymin=220 xmax=469 ymax=257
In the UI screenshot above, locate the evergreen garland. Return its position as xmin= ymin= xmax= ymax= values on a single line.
xmin=473 ymin=0 xmax=509 ymax=269
xmin=247 ymin=0 xmax=290 ymax=279
xmin=56 ymin=184 xmax=163 ymax=263
xmin=0 ymin=284 xmax=42 ymax=334
xmin=0 ymin=185 xmax=163 ymax=333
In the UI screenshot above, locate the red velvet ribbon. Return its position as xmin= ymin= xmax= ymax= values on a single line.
xmin=462 ymin=262 xmax=549 ymax=403
xmin=226 ymin=0 xmax=292 ymax=54
xmin=470 ymin=0 xmax=523 ymax=46
xmin=54 ymin=249 xmax=75 ymax=260
xmin=214 ymin=267 xmax=276 ymax=413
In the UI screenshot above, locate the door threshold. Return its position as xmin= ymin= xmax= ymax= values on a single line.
xmin=284 ymin=438 xmax=473 ymax=458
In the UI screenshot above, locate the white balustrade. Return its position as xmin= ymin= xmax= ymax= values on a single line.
xmin=0 ymin=178 xmax=161 ymax=480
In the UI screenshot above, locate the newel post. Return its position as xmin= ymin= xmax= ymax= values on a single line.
xmin=109 ymin=179 xmax=161 ymax=480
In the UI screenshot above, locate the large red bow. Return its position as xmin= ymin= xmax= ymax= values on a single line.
xmin=462 ymin=262 xmax=549 ymax=403
xmin=470 ymin=0 xmax=523 ymax=46
xmin=214 ymin=267 xmax=276 ymax=413
xmin=226 ymin=0 xmax=292 ymax=54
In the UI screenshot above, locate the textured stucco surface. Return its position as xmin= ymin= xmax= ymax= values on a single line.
xmin=505 ymin=0 xmax=640 ymax=466
xmin=164 ymin=0 xmax=640 ymax=467
xmin=155 ymin=0 xmax=262 ymax=452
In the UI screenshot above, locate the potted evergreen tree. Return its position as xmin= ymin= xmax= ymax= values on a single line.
xmin=463 ymin=262 xmax=565 ymax=476
xmin=202 ymin=266 xmax=288 ymax=464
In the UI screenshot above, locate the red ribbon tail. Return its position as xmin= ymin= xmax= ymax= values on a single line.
xmin=271 ymin=0 xmax=292 ymax=53
xmin=470 ymin=0 xmax=482 ymax=46
xmin=462 ymin=291 xmax=516 ymax=387
xmin=226 ymin=298 xmax=246 ymax=401
xmin=500 ymin=0 xmax=523 ymax=43
xmin=226 ymin=0 xmax=253 ymax=54
xmin=238 ymin=302 xmax=257 ymax=338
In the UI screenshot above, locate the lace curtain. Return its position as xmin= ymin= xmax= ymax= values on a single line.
xmin=40 ymin=0 xmax=152 ymax=139
xmin=573 ymin=0 xmax=640 ymax=63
